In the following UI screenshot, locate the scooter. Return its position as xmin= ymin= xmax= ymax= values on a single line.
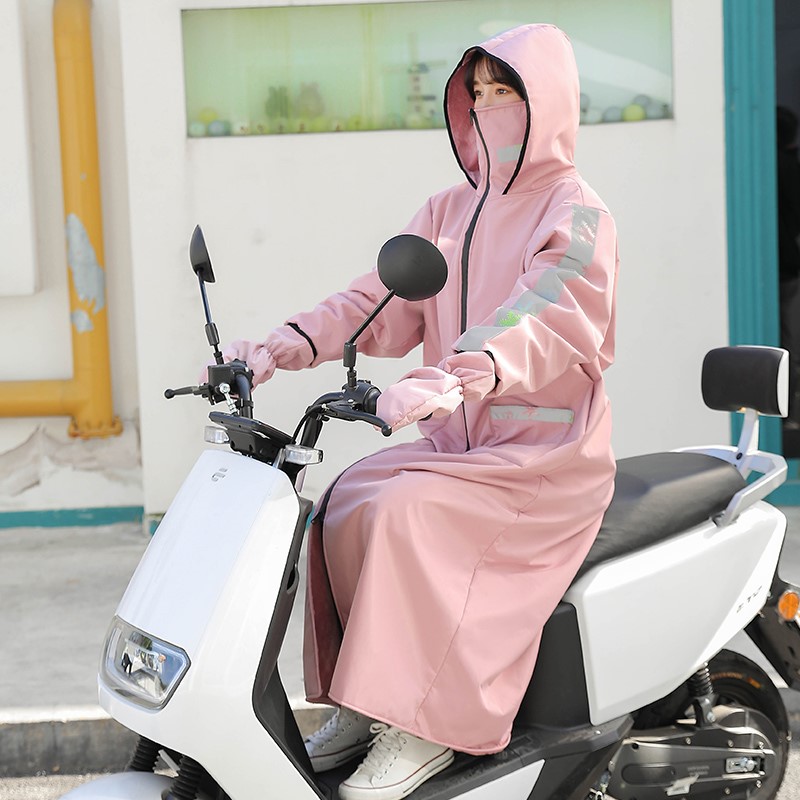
xmin=62 ymin=226 xmax=800 ymax=800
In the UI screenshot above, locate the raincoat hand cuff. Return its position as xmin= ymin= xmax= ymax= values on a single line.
xmin=438 ymin=351 xmax=497 ymax=402
xmin=213 ymin=339 xmax=277 ymax=387
xmin=376 ymin=369 xmax=464 ymax=433
xmin=267 ymin=325 xmax=316 ymax=371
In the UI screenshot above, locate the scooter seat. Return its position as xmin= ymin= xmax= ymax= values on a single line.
xmin=574 ymin=451 xmax=746 ymax=580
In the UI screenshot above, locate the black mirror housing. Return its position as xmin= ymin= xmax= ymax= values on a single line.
xmin=377 ymin=234 xmax=447 ymax=301
xmin=190 ymin=225 xmax=216 ymax=283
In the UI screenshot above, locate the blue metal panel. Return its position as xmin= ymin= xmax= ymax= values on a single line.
xmin=723 ymin=0 xmax=786 ymax=472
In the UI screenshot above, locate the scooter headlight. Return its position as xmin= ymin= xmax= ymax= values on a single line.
xmin=100 ymin=617 xmax=190 ymax=709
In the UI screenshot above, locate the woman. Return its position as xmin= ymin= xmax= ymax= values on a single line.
xmin=222 ymin=23 xmax=619 ymax=800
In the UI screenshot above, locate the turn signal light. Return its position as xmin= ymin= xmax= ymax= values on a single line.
xmin=777 ymin=590 xmax=800 ymax=621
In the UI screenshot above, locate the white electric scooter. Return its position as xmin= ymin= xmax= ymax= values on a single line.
xmin=63 ymin=227 xmax=800 ymax=800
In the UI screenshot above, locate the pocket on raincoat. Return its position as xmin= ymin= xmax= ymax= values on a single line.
xmin=486 ymin=403 xmax=574 ymax=448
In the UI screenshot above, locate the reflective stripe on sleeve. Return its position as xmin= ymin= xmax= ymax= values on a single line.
xmin=454 ymin=204 xmax=600 ymax=352
xmin=489 ymin=405 xmax=575 ymax=424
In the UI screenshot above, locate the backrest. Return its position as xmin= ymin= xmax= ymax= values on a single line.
xmin=702 ymin=346 xmax=788 ymax=416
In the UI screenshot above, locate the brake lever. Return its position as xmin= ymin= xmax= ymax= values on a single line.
xmin=324 ymin=401 xmax=392 ymax=437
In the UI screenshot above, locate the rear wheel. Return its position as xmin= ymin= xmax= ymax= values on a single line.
xmin=614 ymin=650 xmax=790 ymax=800
xmin=706 ymin=650 xmax=790 ymax=798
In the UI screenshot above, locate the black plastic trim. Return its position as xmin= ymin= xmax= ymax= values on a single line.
xmin=517 ymin=602 xmax=591 ymax=728
xmin=251 ymin=495 xmax=323 ymax=796
xmin=526 ymin=739 xmax=622 ymax=800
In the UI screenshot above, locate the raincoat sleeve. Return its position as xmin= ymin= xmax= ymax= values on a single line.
xmin=452 ymin=201 xmax=618 ymax=396
xmin=282 ymin=200 xmax=434 ymax=367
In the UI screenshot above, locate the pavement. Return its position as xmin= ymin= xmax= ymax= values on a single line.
xmin=3 ymin=508 xmax=800 ymax=780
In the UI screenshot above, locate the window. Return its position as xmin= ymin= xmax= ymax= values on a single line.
xmin=182 ymin=0 xmax=673 ymax=137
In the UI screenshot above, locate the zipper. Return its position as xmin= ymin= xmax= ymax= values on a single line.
xmin=458 ymin=110 xmax=492 ymax=451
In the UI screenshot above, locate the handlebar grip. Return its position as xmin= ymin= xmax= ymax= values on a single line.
xmin=362 ymin=385 xmax=381 ymax=416
xmin=165 ymin=385 xmax=200 ymax=399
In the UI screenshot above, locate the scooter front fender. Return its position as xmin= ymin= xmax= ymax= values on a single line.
xmin=59 ymin=772 xmax=173 ymax=799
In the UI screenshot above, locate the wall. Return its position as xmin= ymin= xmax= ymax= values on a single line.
xmin=0 ymin=0 xmax=730 ymax=520
xmin=0 ymin=0 xmax=141 ymax=519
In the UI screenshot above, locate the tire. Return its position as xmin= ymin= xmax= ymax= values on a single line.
xmin=707 ymin=650 xmax=790 ymax=799
xmin=625 ymin=649 xmax=790 ymax=800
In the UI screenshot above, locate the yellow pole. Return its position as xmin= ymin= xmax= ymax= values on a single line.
xmin=0 ymin=0 xmax=121 ymax=438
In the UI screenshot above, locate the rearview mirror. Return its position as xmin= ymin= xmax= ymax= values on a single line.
xmin=376 ymin=234 xmax=447 ymax=301
xmin=190 ymin=225 xmax=216 ymax=284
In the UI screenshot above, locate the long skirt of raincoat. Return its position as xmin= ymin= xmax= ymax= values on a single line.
xmin=302 ymin=417 xmax=615 ymax=756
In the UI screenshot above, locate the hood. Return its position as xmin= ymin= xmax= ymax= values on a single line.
xmin=444 ymin=24 xmax=580 ymax=193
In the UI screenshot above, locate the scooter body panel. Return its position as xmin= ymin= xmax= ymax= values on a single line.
xmin=114 ymin=449 xmax=297 ymax=652
xmin=565 ymin=500 xmax=786 ymax=724
xmin=99 ymin=448 xmax=320 ymax=800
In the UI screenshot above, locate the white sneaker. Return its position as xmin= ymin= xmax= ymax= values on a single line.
xmin=304 ymin=707 xmax=376 ymax=773
xmin=338 ymin=724 xmax=455 ymax=800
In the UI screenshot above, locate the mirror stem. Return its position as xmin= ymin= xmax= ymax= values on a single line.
xmin=342 ymin=290 xmax=395 ymax=390
xmin=343 ymin=342 xmax=358 ymax=389
xmin=198 ymin=275 xmax=223 ymax=364
xmin=347 ymin=290 xmax=395 ymax=346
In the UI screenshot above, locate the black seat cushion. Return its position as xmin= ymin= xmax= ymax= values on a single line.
xmin=574 ymin=452 xmax=746 ymax=581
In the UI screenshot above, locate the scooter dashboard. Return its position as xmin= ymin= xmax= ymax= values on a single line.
xmin=208 ymin=411 xmax=293 ymax=464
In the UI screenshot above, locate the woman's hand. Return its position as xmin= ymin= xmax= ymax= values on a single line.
xmin=376 ymin=368 xmax=464 ymax=432
xmin=199 ymin=340 xmax=277 ymax=386
xmin=198 ymin=325 xmax=315 ymax=387
xmin=376 ymin=351 xmax=496 ymax=433
xmin=223 ymin=340 xmax=278 ymax=386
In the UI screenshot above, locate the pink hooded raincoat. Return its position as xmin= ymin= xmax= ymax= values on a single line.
xmin=236 ymin=24 xmax=619 ymax=755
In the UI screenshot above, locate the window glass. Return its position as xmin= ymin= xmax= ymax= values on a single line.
xmin=182 ymin=0 xmax=673 ymax=137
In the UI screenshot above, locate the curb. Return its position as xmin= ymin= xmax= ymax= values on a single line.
xmin=2 ymin=695 xmax=799 ymax=779
xmin=0 ymin=707 xmax=136 ymax=779
xmin=0 ymin=704 xmax=333 ymax=779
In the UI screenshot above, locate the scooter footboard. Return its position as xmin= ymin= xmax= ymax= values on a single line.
xmin=746 ymin=573 xmax=800 ymax=689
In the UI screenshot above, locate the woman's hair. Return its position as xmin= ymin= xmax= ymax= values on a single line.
xmin=462 ymin=52 xmax=524 ymax=100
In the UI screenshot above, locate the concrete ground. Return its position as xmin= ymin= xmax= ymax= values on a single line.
xmin=2 ymin=507 xmax=800 ymax=781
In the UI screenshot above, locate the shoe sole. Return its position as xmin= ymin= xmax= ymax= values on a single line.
xmin=339 ymin=747 xmax=455 ymax=800
xmin=310 ymin=740 xmax=372 ymax=773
